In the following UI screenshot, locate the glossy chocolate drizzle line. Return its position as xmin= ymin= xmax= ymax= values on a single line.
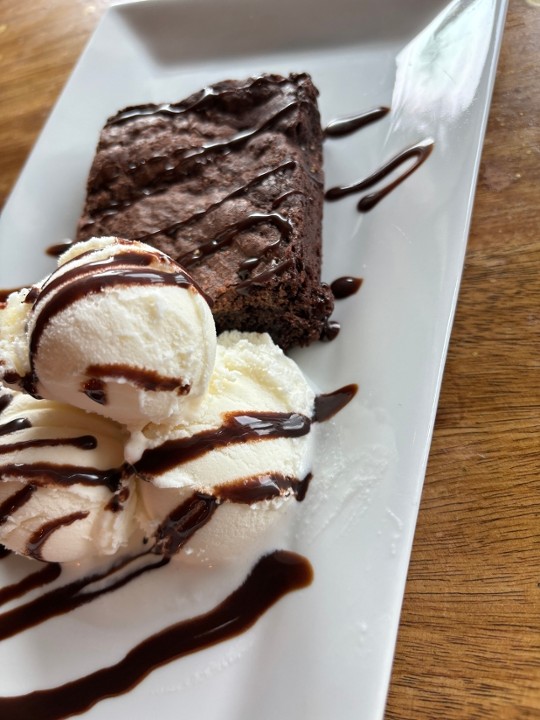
xmin=108 ymin=77 xmax=291 ymax=126
xmin=135 ymin=161 xmax=297 ymax=243
xmin=0 ymin=485 xmax=36 ymax=526
xmin=82 ymin=378 xmax=107 ymax=405
xmin=320 ymin=319 xmax=340 ymax=342
xmin=0 ymin=417 xmax=32 ymax=437
xmin=237 ymin=258 xmax=294 ymax=291
xmin=85 ymin=364 xmax=190 ymax=395
xmin=0 ymin=552 xmax=168 ymax=642
xmin=0 ymin=473 xmax=306 ymax=635
xmin=27 ymin=511 xmax=90 ymax=561
xmin=134 ymin=101 xmax=301 ymax=166
xmin=216 ymin=472 xmax=313 ymax=504
xmin=325 ymin=139 xmax=434 ymax=211
xmin=330 ymin=276 xmax=363 ymax=300
xmin=0 ymin=462 xmax=122 ymax=491
xmin=0 ymin=562 xmax=61 ymax=607
xmin=314 ymin=385 xmax=358 ymax=422
xmin=136 ymin=167 xmax=297 ymax=289
xmin=0 ymin=551 xmax=311 ymax=720
xmin=91 ymin=99 xmax=305 ymax=217
xmin=178 ymin=212 xmax=293 ymax=271
xmin=0 ymin=435 xmax=97 ymax=455
xmin=135 ymin=410 xmax=311 ymax=476
xmin=33 ymin=251 xmax=173 ymax=309
xmin=153 ymin=493 xmax=218 ymax=557
xmin=323 ymin=106 xmax=390 ymax=138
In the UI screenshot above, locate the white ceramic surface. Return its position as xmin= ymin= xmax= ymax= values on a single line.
xmin=0 ymin=0 xmax=508 ymax=718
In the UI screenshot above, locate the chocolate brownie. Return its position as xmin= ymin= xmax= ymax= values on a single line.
xmin=76 ymin=73 xmax=334 ymax=349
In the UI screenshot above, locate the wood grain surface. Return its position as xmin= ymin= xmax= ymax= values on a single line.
xmin=1 ymin=1 xmax=539 ymax=719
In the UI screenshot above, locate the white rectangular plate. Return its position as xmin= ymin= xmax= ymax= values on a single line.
xmin=0 ymin=0 xmax=508 ymax=718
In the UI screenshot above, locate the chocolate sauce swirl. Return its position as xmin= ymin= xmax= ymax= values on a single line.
xmin=85 ymin=364 xmax=190 ymax=395
xmin=0 ymin=552 xmax=168 ymax=642
xmin=30 ymin=253 xmax=194 ymax=355
xmin=81 ymin=378 xmax=107 ymax=405
xmin=153 ymin=493 xmax=218 ymax=557
xmin=108 ymin=77 xmax=292 ymax=127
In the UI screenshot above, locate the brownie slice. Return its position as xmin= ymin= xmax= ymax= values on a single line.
xmin=76 ymin=73 xmax=334 ymax=349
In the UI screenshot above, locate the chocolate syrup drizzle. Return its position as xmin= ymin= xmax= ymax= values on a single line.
xmin=135 ymin=409 xmax=312 ymax=476
xmin=90 ymin=96 xmax=307 ymax=216
xmin=325 ymin=138 xmax=434 ymax=212
xmin=0 ymin=384 xmax=355 ymax=716
xmin=0 ymin=561 xmax=60 ymax=607
xmin=323 ymin=106 xmax=390 ymax=138
xmin=0 ymin=550 xmax=310 ymax=720
xmin=27 ymin=511 xmax=90 ymax=561
xmin=134 ymin=161 xmax=297 ymax=245
xmin=4 ymin=104 xmax=434 ymax=336
xmin=0 ymin=484 xmax=36 ymax=526
xmin=73 ymin=79 xmax=327 ymax=299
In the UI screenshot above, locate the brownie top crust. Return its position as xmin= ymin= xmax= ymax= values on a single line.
xmin=77 ymin=73 xmax=334 ymax=349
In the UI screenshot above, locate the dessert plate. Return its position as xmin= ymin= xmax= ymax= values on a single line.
xmin=0 ymin=0 xmax=508 ymax=718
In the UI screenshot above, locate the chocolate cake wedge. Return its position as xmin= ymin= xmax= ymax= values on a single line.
xmin=76 ymin=73 xmax=334 ymax=349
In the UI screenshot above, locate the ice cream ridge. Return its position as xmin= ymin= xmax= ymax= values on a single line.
xmin=0 ymin=236 xmax=321 ymax=563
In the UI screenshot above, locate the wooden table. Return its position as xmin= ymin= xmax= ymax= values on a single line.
xmin=1 ymin=1 xmax=538 ymax=718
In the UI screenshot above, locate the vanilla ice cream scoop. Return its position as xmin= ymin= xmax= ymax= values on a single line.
xmin=136 ymin=331 xmax=316 ymax=564
xmin=0 ymin=237 xmax=216 ymax=429
xmin=0 ymin=388 xmax=137 ymax=562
